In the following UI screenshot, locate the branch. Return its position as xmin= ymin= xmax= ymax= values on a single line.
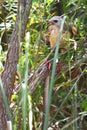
xmin=14 ymin=62 xmax=51 ymax=94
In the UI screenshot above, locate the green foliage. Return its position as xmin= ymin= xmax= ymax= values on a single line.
xmin=82 ymin=98 xmax=87 ymax=111
xmin=0 ymin=0 xmax=87 ymax=129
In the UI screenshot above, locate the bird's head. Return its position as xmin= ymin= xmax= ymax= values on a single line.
xmin=48 ymin=16 xmax=63 ymax=27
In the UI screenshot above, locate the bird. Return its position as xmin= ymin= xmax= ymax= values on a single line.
xmin=44 ymin=16 xmax=77 ymax=50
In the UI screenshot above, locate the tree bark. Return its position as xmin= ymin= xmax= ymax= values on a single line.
xmin=0 ymin=0 xmax=32 ymax=129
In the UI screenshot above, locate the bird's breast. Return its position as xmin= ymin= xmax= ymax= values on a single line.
xmin=49 ymin=27 xmax=59 ymax=48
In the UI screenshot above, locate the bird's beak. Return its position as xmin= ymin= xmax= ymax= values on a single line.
xmin=48 ymin=20 xmax=54 ymax=26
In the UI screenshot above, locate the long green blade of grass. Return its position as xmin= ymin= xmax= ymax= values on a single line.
xmin=22 ymin=32 xmax=30 ymax=130
xmin=0 ymin=78 xmax=13 ymax=123
xmin=43 ymin=16 xmax=66 ymax=130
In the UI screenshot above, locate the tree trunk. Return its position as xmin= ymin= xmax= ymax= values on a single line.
xmin=0 ymin=0 xmax=32 ymax=129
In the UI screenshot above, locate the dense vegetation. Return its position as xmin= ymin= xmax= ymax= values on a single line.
xmin=0 ymin=0 xmax=87 ymax=129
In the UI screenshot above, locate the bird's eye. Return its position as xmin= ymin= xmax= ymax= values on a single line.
xmin=53 ymin=20 xmax=58 ymax=23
